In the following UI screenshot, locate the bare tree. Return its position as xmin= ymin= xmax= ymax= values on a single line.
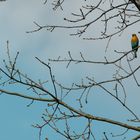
xmin=1 ymin=0 xmax=140 ymax=140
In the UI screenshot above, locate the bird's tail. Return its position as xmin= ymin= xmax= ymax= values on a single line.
xmin=134 ymin=51 xmax=137 ymax=58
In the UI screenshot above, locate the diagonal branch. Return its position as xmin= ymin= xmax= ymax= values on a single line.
xmin=0 ymin=89 xmax=55 ymax=102
xmin=1 ymin=88 xmax=140 ymax=132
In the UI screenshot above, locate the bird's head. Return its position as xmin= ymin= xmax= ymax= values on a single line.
xmin=132 ymin=34 xmax=137 ymax=37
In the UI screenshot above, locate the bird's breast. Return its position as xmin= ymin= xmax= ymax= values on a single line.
xmin=131 ymin=37 xmax=138 ymax=43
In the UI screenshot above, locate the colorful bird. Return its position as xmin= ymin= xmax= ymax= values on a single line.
xmin=131 ymin=34 xmax=139 ymax=58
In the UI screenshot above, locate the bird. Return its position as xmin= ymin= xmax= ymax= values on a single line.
xmin=131 ymin=34 xmax=139 ymax=58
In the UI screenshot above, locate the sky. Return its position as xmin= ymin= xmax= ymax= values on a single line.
xmin=0 ymin=1 xmax=140 ymax=140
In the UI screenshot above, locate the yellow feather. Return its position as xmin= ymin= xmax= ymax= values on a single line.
xmin=131 ymin=35 xmax=138 ymax=43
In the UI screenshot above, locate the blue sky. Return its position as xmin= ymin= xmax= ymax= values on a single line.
xmin=0 ymin=1 xmax=140 ymax=140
